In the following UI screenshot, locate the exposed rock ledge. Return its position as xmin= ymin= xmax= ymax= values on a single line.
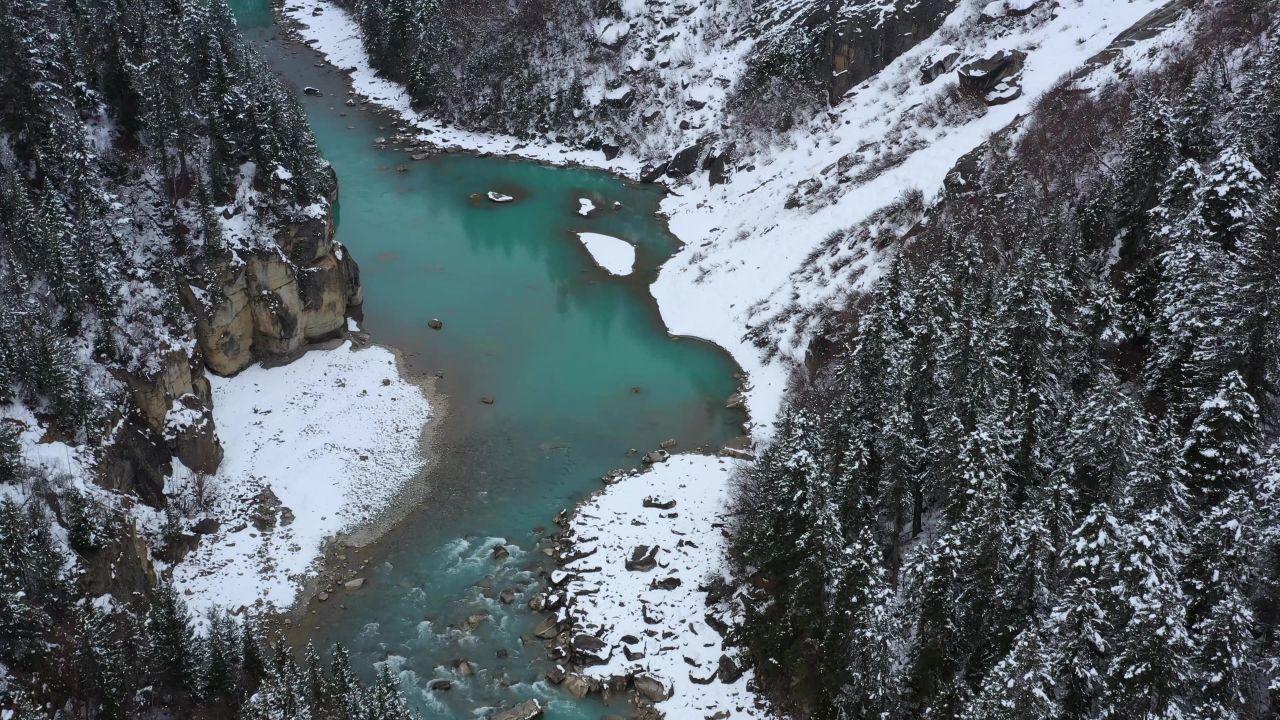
xmin=102 ymin=191 xmax=364 ymax=513
xmin=182 ymin=190 xmax=363 ymax=377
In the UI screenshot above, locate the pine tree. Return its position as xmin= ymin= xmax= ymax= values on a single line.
xmin=328 ymin=644 xmax=366 ymax=719
xmin=1181 ymin=371 xmax=1261 ymax=505
xmin=364 ymin=665 xmax=413 ymax=720
xmin=1048 ymin=506 xmax=1121 ymax=719
xmin=1235 ymin=181 xmax=1280 ymax=399
xmin=961 ymin=624 xmax=1059 ymax=720
xmin=147 ymin=578 xmax=199 ymax=697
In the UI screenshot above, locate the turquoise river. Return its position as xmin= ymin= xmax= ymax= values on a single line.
xmin=230 ymin=2 xmax=746 ymax=718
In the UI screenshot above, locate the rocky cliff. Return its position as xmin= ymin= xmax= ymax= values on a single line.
xmin=184 ymin=188 xmax=363 ymax=377
xmin=823 ymin=0 xmax=958 ymax=102
xmin=102 ymin=195 xmax=362 ymax=511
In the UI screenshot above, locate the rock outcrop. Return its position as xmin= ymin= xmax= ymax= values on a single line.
xmin=183 ymin=196 xmax=362 ymax=377
xmin=816 ymin=0 xmax=961 ymax=103
xmin=98 ymin=193 xmax=361 ymax=508
xmin=957 ymin=49 xmax=1027 ymax=105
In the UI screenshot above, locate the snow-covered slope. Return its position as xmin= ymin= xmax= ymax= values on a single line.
xmin=287 ymin=0 xmax=1187 ymax=436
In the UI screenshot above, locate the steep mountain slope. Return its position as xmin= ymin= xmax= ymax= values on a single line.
xmin=0 ymin=0 xmax=426 ymax=715
xmin=728 ymin=1 xmax=1280 ymax=717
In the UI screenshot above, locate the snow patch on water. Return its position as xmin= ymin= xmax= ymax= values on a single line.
xmin=575 ymin=232 xmax=635 ymax=276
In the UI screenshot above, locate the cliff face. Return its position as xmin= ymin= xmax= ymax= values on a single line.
xmin=102 ymin=197 xmax=362 ymax=510
xmin=823 ymin=0 xmax=958 ymax=102
xmin=185 ymin=195 xmax=363 ymax=377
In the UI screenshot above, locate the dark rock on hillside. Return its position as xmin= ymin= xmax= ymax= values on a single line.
xmin=626 ymin=544 xmax=660 ymax=571
xmin=920 ymin=46 xmax=962 ymax=83
xmin=602 ymin=142 xmax=621 ymax=160
xmin=97 ymin=418 xmax=171 ymax=509
xmin=717 ymin=654 xmax=744 ymax=683
xmin=709 ymin=145 xmax=735 ymax=185
xmin=822 ymin=0 xmax=960 ymax=102
xmin=957 ymin=49 xmax=1026 ymax=104
xmin=640 ymin=161 xmax=668 ymax=183
xmin=666 ymin=135 xmax=716 ymax=178
xmin=605 ymin=86 xmax=635 ymax=108
xmin=81 ymin=521 xmax=157 ymax=601
xmin=170 ymin=394 xmax=224 ymax=474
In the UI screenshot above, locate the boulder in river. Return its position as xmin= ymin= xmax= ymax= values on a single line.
xmin=427 ymin=318 xmax=443 ymax=329
xmin=303 ymin=86 xmax=321 ymax=96
xmin=534 ymin=616 xmax=561 ymax=639
xmin=487 ymin=191 xmax=515 ymax=203
xmin=490 ymin=699 xmax=543 ymax=720
xmin=562 ymin=673 xmax=595 ymax=699
xmin=642 ymin=450 xmax=669 ymax=465
xmin=344 ymin=577 xmax=365 ymax=590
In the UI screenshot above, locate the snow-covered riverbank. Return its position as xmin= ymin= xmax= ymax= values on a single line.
xmin=170 ymin=339 xmax=431 ymax=614
xmin=548 ymin=454 xmax=766 ymax=718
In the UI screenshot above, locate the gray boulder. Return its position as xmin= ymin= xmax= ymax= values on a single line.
xmin=957 ymin=49 xmax=1026 ymax=105
xmin=626 ymin=545 xmax=660 ymax=572
xmin=491 ymin=699 xmax=543 ymax=720
xmin=570 ymin=633 xmax=613 ymax=665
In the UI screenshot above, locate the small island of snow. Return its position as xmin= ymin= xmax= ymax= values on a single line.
xmin=487 ymin=191 xmax=514 ymax=203
xmin=576 ymin=232 xmax=635 ymax=276
xmin=578 ymin=197 xmax=596 ymax=216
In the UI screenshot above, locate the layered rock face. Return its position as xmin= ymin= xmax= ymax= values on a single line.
xmin=101 ymin=199 xmax=362 ymax=507
xmin=186 ymin=200 xmax=363 ymax=376
xmin=824 ymin=0 xmax=959 ymax=102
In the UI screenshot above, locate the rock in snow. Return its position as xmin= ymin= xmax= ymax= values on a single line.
xmin=487 ymin=191 xmax=514 ymax=203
